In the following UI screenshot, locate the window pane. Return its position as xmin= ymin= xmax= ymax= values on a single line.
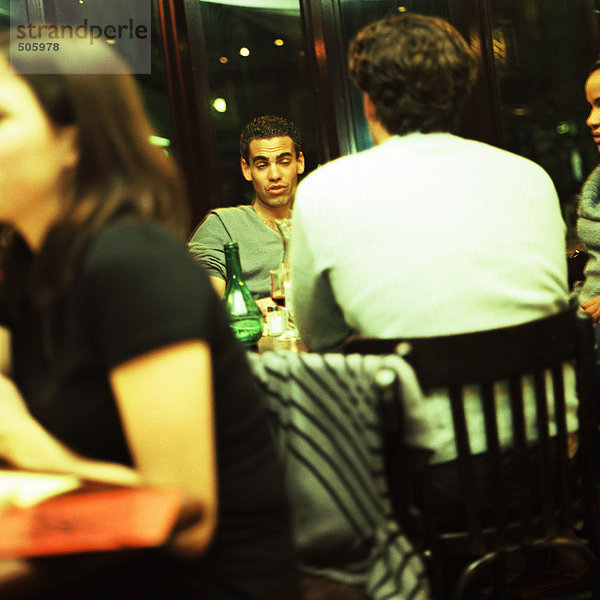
xmin=136 ymin=0 xmax=175 ymax=150
xmin=4 ymin=1 xmax=174 ymax=154
xmin=0 ymin=0 xmax=11 ymax=31
xmin=488 ymin=0 xmax=600 ymax=245
xmin=188 ymin=0 xmax=319 ymax=207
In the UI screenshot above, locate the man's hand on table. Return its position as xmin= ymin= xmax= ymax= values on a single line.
xmin=581 ymin=294 xmax=600 ymax=322
xmin=256 ymin=297 xmax=276 ymax=317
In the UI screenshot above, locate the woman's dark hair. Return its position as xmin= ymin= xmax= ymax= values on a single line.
xmin=348 ymin=13 xmax=479 ymax=136
xmin=0 ymin=33 xmax=189 ymax=338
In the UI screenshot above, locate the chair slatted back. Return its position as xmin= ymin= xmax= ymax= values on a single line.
xmin=344 ymin=308 xmax=600 ymax=599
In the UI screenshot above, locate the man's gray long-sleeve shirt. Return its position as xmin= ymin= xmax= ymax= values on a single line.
xmin=188 ymin=205 xmax=284 ymax=299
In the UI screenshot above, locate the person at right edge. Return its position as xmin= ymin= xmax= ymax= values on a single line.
xmin=578 ymin=59 xmax=600 ymax=377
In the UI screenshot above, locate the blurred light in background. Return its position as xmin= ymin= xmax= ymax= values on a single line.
xmin=149 ymin=135 xmax=171 ymax=147
xmin=212 ymin=97 xmax=227 ymax=113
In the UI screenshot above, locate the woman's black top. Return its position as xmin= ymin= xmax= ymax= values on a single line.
xmin=0 ymin=219 xmax=299 ymax=600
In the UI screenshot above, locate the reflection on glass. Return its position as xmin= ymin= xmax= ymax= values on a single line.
xmin=137 ymin=1 xmax=176 ymax=150
xmin=190 ymin=0 xmax=319 ymax=207
xmin=488 ymin=0 xmax=600 ymax=244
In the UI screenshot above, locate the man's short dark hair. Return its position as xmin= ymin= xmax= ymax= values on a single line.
xmin=348 ymin=14 xmax=478 ymax=136
xmin=239 ymin=115 xmax=302 ymax=162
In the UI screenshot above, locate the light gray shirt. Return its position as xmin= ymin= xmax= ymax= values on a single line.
xmin=290 ymin=132 xmax=569 ymax=350
xmin=289 ymin=132 xmax=577 ymax=462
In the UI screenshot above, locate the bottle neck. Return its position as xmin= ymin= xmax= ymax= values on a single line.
xmin=224 ymin=244 xmax=243 ymax=281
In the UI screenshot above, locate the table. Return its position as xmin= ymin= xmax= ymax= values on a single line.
xmin=256 ymin=334 xmax=307 ymax=353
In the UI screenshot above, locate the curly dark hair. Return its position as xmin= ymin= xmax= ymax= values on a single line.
xmin=348 ymin=13 xmax=478 ymax=136
xmin=239 ymin=115 xmax=302 ymax=162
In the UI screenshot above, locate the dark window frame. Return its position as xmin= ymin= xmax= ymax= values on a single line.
xmin=36 ymin=0 xmax=529 ymax=224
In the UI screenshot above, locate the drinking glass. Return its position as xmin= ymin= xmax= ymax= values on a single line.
xmin=274 ymin=219 xmax=292 ymax=266
xmin=269 ymin=265 xmax=299 ymax=341
xmin=269 ymin=266 xmax=287 ymax=310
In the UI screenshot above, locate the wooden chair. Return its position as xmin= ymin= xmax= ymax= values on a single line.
xmin=568 ymin=250 xmax=589 ymax=289
xmin=344 ymin=308 xmax=600 ymax=600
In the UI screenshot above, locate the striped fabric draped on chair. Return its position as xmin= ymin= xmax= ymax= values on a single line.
xmin=247 ymin=350 xmax=431 ymax=600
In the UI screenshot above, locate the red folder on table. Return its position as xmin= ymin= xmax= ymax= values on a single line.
xmin=0 ymin=486 xmax=184 ymax=558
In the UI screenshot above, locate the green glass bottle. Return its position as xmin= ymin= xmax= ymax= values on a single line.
xmin=222 ymin=242 xmax=263 ymax=348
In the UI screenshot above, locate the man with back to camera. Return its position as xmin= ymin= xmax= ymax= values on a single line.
xmin=289 ymin=13 xmax=583 ymax=596
xmin=188 ymin=115 xmax=305 ymax=313
xmin=290 ymin=13 xmax=569 ymax=350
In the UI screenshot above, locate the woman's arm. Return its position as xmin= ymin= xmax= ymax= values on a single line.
xmin=0 ymin=338 xmax=217 ymax=556
xmin=109 ymin=339 xmax=217 ymax=558
xmin=0 ymin=374 xmax=140 ymax=486
xmin=581 ymin=294 xmax=600 ymax=321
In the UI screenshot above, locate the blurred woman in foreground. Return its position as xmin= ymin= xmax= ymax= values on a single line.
xmin=0 ymin=34 xmax=298 ymax=599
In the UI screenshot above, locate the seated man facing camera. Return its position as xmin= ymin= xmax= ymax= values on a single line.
xmin=188 ymin=115 xmax=305 ymax=313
